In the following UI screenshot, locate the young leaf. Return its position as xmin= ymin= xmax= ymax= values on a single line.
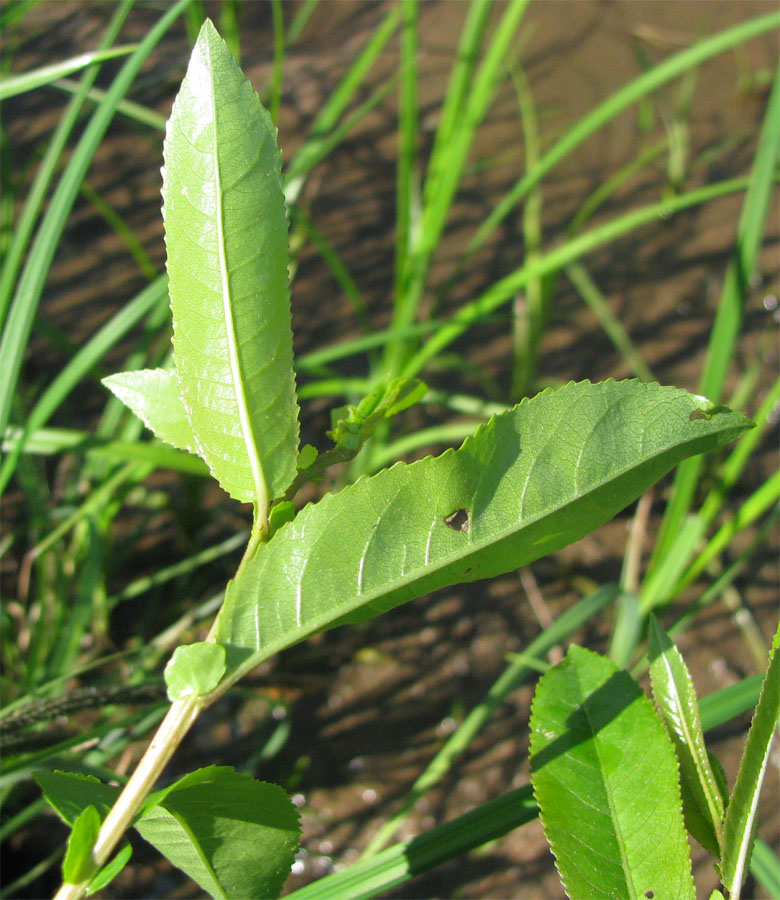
xmin=529 ymin=645 xmax=695 ymax=900
xmin=162 ymin=19 xmax=299 ymax=509
xmin=86 ymin=844 xmax=133 ymax=896
xmin=103 ymin=368 xmax=198 ymax=455
xmin=328 ymin=377 xmax=427 ymax=451
xmin=134 ymin=766 xmax=300 ymax=900
xmin=720 ymin=621 xmax=780 ymax=897
xmin=164 ymin=641 xmax=227 ymax=701
xmin=62 ymin=805 xmax=102 ymax=885
xmin=648 ymin=615 xmax=724 ymax=856
xmin=215 ymin=380 xmax=751 ymax=678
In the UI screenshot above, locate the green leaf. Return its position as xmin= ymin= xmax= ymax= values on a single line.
xmin=529 ymin=645 xmax=695 ymax=900
xmin=648 ymin=615 xmax=724 ymax=855
xmin=62 ymin=805 xmax=101 ymax=884
xmin=269 ymin=500 xmax=297 ymax=537
xmin=35 ymin=771 xmax=121 ymax=826
xmin=297 ymin=444 xmax=318 ymax=470
xmin=720 ymin=621 xmax=780 ymax=896
xmin=164 ymin=641 xmax=227 ymax=701
xmin=102 ymin=368 xmax=198 ymax=455
xmin=162 ymin=19 xmax=299 ymax=509
xmin=215 ymin=380 xmax=751 ymax=678
xmin=135 ymin=766 xmax=300 ymax=900
xmin=86 ymin=843 xmax=133 ymax=896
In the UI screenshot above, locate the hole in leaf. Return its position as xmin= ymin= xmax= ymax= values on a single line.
xmin=444 ymin=508 xmax=470 ymax=533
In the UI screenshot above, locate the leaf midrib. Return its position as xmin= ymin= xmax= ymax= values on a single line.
xmin=222 ymin=420 xmax=729 ymax=681
xmin=207 ymin=38 xmax=268 ymax=517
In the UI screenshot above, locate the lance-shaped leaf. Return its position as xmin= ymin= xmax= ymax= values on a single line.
xmin=648 ymin=615 xmax=725 ymax=856
xmin=162 ymin=19 xmax=299 ymax=508
xmin=214 ymin=380 xmax=751 ymax=678
xmin=529 ymin=645 xmax=695 ymax=899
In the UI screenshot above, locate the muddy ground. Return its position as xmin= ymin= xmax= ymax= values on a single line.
xmin=3 ymin=1 xmax=778 ymax=897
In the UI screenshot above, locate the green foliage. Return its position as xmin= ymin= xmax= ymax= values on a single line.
xmin=108 ymin=19 xmax=301 ymax=514
xmin=85 ymin=844 xmax=133 ymax=897
xmin=648 ymin=615 xmax=725 ymax=856
xmin=103 ymin=368 xmax=198 ymax=456
xmin=163 ymin=641 xmax=226 ymax=701
xmin=530 ymin=645 xmax=695 ymax=899
xmin=327 ymin=377 xmax=427 ymax=452
xmin=529 ymin=623 xmax=780 ymax=900
xmin=720 ymin=622 xmax=780 ymax=896
xmin=215 ymin=380 xmax=749 ymax=680
xmin=35 ymin=767 xmax=300 ymax=900
xmin=5 ymin=6 xmax=777 ymax=899
xmin=135 ymin=767 xmax=301 ymax=900
xmin=62 ymin=806 xmax=102 ymax=885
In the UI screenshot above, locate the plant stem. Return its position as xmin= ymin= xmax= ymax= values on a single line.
xmin=52 ymin=697 xmax=202 ymax=900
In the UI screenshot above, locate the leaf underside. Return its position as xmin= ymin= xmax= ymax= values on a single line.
xmin=103 ymin=368 xmax=198 ymax=455
xmin=162 ymin=19 xmax=299 ymax=504
xmin=215 ymin=379 xmax=751 ymax=676
xmin=648 ymin=615 xmax=724 ymax=856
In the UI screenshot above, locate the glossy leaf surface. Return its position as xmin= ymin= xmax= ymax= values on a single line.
xmin=215 ymin=380 xmax=751 ymax=677
xmin=530 ymin=645 xmax=695 ymax=899
xmin=162 ymin=19 xmax=299 ymax=506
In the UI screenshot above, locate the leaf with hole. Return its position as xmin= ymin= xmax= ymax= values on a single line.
xmin=214 ymin=379 xmax=751 ymax=683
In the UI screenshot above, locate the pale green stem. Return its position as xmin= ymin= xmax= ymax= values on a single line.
xmin=52 ymin=697 xmax=202 ymax=900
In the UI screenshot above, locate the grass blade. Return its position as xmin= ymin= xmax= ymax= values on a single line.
xmin=284 ymin=5 xmax=401 ymax=202
xmin=565 ymin=262 xmax=655 ymax=382
xmin=402 ymin=176 xmax=765 ymax=379
xmin=0 ymin=0 xmax=191 ymax=436
xmin=648 ymin=62 xmax=780 ymax=570
xmin=721 ymin=623 xmax=780 ymax=898
xmin=2 ymin=426 xmax=208 ymax=476
xmin=466 ymin=11 xmax=780 ymax=258
xmin=385 ymin=0 xmax=529 ymax=377
xmin=0 ymin=0 xmax=134 ymax=324
xmin=283 ymin=673 xmax=764 ymax=900
xmin=0 ymin=276 xmax=168 ymax=493
xmin=362 ymin=586 xmax=617 ymax=856
xmin=0 ymin=45 xmax=137 ymax=100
